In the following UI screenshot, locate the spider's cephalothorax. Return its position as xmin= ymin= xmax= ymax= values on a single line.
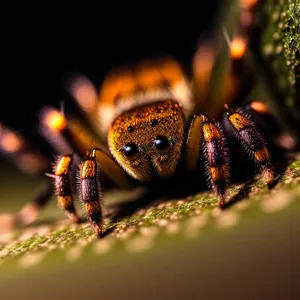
xmin=108 ymin=99 xmax=186 ymax=182
xmin=0 ymin=0 xmax=290 ymax=236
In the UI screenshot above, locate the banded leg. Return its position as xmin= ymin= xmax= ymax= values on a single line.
xmin=185 ymin=115 xmax=230 ymax=207
xmin=79 ymin=150 xmax=103 ymax=237
xmin=66 ymin=74 xmax=103 ymax=140
xmin=201 ymin=116 xmax=230 ymax=207
xmin=0 ymin=124 xmax=54 ymax=229
xmin=0 ymin=123 xmax=49 ymax=176
xmin=226 ymin=107 xmax=275 ymax=186
xmin=78 ymin=146 xmax=134 ymax=237
xmin=48 ymin=154 xmax=80 ymax=223
xmin=40 ymin=106 xmax=132 ymax=188
xmin=43 ymin=107 xmax=132 ymax=236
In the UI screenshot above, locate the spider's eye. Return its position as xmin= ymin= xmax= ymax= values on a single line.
xmin=150 ymin=119 xmax=158 ymax=127
xmin=122 ymin=143 xmax=139 ymax=161
xmin=154 ymin=135 xmax=170 ymax=154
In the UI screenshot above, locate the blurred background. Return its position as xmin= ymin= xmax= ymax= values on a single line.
xmin=0 ymin=0 xmax=223 ymax=220
xmin=1 ymin=1 xmax=220 ymax=133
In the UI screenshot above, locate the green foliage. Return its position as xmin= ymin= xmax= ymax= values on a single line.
xmin=1 ymin=158 xmax=300 ymax=271
xmin=261 ymin=0 xmax=299 ymax=108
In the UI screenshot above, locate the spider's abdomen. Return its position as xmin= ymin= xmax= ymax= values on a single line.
xmin=97 ymin=57 xmax=192 ymax=135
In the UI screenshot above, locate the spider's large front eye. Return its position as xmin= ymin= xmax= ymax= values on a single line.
xmin=122 ymin=143 xmax=139 ymax=161
xmin=154 ymin=135 xmax=170 ymax=155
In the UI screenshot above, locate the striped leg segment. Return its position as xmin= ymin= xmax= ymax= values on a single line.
xmin=226 ymin=108 xmax=275 ymax=185
xmin=201 ymin=116 xmax=230 ymax=207
xmin=79 ymin=150 xmax=104 ymax=237
xmin=50 ymin=155 xmax=79 ymax=223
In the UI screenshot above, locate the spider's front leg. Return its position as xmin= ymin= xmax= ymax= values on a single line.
xmin=78 ymin=147 xmax=134 ymax=237
xmin=50 ymin=154 xmax=80 ymax=223
xmin=79 ymin=150 xmax=103 ymax=237
xmin=52 ymin=147 xmax=132 ymax=237
xmin=43 ymin=107 xmax=132 ymax=236
xmin=0 ymin=124 xmax=54 ymax=229
xmin=185 ymin=115 xmax=230 ymax=208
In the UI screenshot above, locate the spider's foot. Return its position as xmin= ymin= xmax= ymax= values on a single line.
xmin=66 ymin=212 xmax=80 ymax=224
xmin=92 ymin=222 xmax=104 ymax=238
xmin=263 ymin=168 xmax=275 ymax=187
xmin=0 ymin=213 xmax=16 ymax=233
xmin=218 ymin=195 xmax=226 ymax=209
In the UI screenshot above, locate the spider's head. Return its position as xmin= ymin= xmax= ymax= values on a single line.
xmin=108 ymin=100 xmax=185 ymax=182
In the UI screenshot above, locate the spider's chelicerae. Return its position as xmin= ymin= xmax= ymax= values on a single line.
xmin=0 ymin=0 xmax=291 ymax=237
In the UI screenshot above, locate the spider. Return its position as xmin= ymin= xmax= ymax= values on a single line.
xmin=0 ymin=0 xmax=292 ymax=237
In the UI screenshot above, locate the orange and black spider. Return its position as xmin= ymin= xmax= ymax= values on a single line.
xmin=0 ymin=0 xmax=296 ymax=237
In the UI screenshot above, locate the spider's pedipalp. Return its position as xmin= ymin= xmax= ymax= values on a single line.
xmin=52 ymin=154 xmax=79 ymax=223
xmin=201 ymin=117 xmax=230 ymax=208
xmin=227 ymin=108 xmax=275 ymax=186
xmin=79 ymin=152 xmax=104 ymax=237
xmin=184 ymin=115 xmax=205 ymax=172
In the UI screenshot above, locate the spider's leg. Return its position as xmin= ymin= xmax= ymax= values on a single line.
xmin=40 ymin=106 xmax=103 ymax=157
xmin=79 ymin=150 xmax=103 ymax=237
xmin=41 ymin=105 xmax=131 ymax=230
xmin=66 ymin=74 xmax=103 ymax=139
xmin=48 ymin=154 xmax=80 ymax=223
xmin=0 ymin=179 xmax=54 ymax=231
xmin=0 ymin=124 xmax=49 ymax=175
xmin=245 ymin=101 xmax=298 ymax=152
xmin=0 ymin=124 xmax=54 ymax=228
xmin=226 ymin=107 xmax=275 ymax=186
xmin=93 ymin=147 xmax=132 ymax=189
xmin=40 ymin=107 xmax=104 ymax=224
xmin=14 ymin=178 xmax=54 ymax=227
xmin=79 ymin=147 xmax=133 ymax=237
xmin=201 ymin=116 xmax=230 ymax=207
xmin=185 ymin=115 xmax=230 ymax=207
xmin=40 ymin=106 xmax=132 ymax=189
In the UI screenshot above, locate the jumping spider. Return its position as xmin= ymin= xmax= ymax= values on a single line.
xmin=0 ymin=1 xmax=289 ymax=237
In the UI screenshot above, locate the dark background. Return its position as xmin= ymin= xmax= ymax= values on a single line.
xmin=1 ymin=1 xmax=221 ymax=134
